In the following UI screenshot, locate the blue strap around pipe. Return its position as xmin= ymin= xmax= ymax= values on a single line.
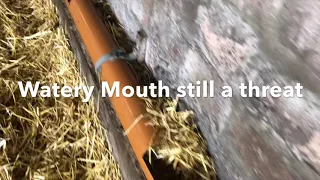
xmin=95 ymin=49 xmax=136 ymax=73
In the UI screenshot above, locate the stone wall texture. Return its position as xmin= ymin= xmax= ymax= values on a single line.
xmin=107 ymin=0 xmax=320 ymax=179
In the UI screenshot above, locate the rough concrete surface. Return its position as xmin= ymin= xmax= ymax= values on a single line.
xmin=107 ymin=0 xmax=320 ymax=179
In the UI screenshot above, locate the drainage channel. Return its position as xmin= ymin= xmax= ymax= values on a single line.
xmin=64 ymin=0 xmax=154 ymax=179
xmin=57 ymin=0 xmax=216 ymax=179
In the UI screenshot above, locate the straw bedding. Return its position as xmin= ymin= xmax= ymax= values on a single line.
xmin=144 ymin=97 xmax=216 ymax=180
xmin=0 ymin=0 xmax=121 ymax=179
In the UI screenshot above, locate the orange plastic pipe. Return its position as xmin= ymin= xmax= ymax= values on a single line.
xmin=64 ymin=0 xmax=154 ymax=179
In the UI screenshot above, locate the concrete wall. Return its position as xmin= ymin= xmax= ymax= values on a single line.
xmin=107 ymin=0 xmax=320 ymax=179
